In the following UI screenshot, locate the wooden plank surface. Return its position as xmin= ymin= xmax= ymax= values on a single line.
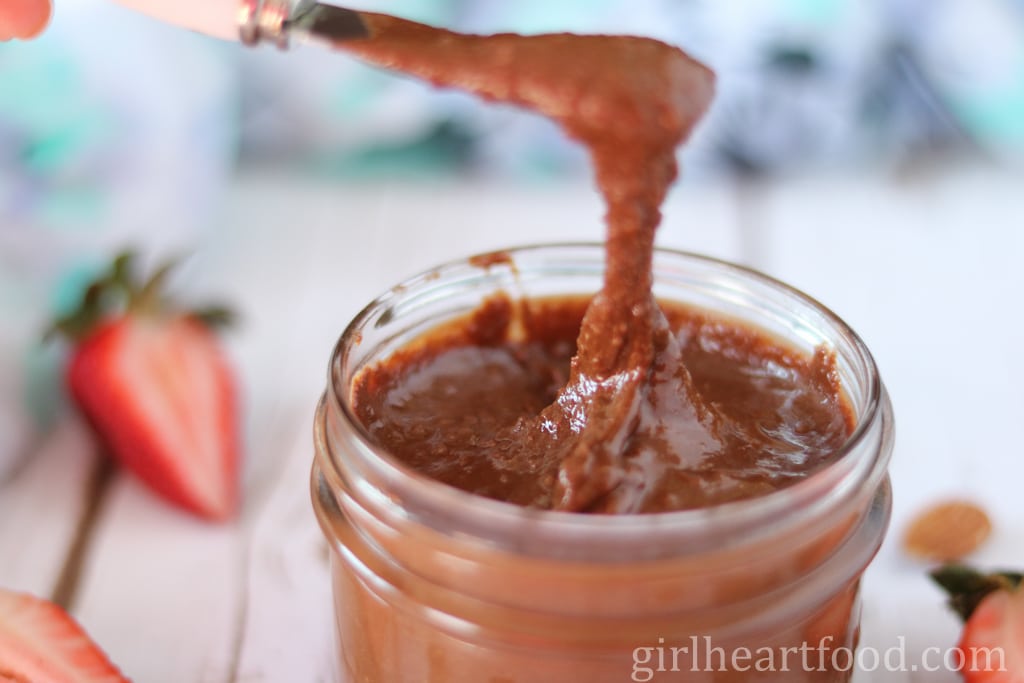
xmin=746 ymin=165 xmax=1024 ymax=683
xmin=4 ymin=166 xmax=1020 ymax=682
xmin=0 ymin=417 xmax=97 ymax=599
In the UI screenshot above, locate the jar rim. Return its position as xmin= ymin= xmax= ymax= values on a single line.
xmin=323 ymin=243 xmax=892 ymax=557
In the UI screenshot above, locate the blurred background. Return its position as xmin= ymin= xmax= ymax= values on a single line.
xmin=1 ymin=2 xmax=1023 ymax=678
xmin=2 ymin=0 xmax=1023 ymax=480
xmin=3 ymin=0 xmax=1024 ymax=484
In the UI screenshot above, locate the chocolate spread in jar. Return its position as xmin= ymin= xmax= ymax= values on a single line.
xmin=339 ymin=15 xmax=853 ymax=513
xmin=353 ymin=295 xmax=853 ymax=513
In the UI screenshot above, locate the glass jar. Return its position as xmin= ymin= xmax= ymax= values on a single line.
xmin=312 ymin=244 xmax=894 ymax=683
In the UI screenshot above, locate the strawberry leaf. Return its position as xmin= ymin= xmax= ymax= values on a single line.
xmin=931 ymin=564 xmax=1024 ymax=622
xmin=45 ymin=248 xmax=236 ymax=342
xmin=192 ymin=305 xmax=237 ymax=330
xmin=134 ymin=256 xmax=179 ymax=313
xmin=45 ymin=280 xmax=116 ymax=343
xmin=110 ymin=251 xmax=136 ymax=292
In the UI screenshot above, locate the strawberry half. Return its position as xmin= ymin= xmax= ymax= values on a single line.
xmin=0 ymin=588 xmax=129 ymax=682
xmin=933 ymin=565 xmax=1024 ymax=682
xmin=49 ymin=252 xmax=240 ymax=521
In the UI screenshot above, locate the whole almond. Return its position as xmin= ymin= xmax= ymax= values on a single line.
xmin=904 ymin=500 xmax=992 ymax=562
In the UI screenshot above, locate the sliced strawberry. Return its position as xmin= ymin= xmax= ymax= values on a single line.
xmin=957 ymin=588 xmax=1024 ymax=683
xmin=934 ymin=565 xmax=1024 ymax=683
xmin=68 ymin=315 xmax=239 ymax=520
xmin=50 ymin=252 xmax=240 ymax=521
xmin=0 ymin=588 xmax=129 ymax=682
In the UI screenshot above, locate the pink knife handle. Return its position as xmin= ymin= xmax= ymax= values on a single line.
xmin=111 ymin=0 xmax=240 ymax=42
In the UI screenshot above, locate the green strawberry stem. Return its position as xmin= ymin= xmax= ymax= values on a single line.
xmin=45 ymin=249 xmax=235 ymax=343
xmin=931 ymin=564 xmax=1024 ymax=622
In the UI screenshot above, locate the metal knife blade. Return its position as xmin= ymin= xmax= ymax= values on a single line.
xmin=284 ymin=1 xmax=369 ymax=48
xmin=110 ymin=0 xmax=368 ymax=49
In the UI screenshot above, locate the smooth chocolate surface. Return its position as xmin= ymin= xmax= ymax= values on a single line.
xmin=352 ymin=295 xmax=853 ymax=513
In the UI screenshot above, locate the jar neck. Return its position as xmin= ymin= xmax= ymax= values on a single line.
xmin=320 ymin=383 xmax=893 ymax=563
xmin=320 ymin=245 xmax=893 ymax=563
xmin=313 ymin=392 xmax=893 ymax=628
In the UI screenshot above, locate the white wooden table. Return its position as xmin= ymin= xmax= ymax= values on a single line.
xmin=1 ymin=164 xmax=1022 ymax=682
